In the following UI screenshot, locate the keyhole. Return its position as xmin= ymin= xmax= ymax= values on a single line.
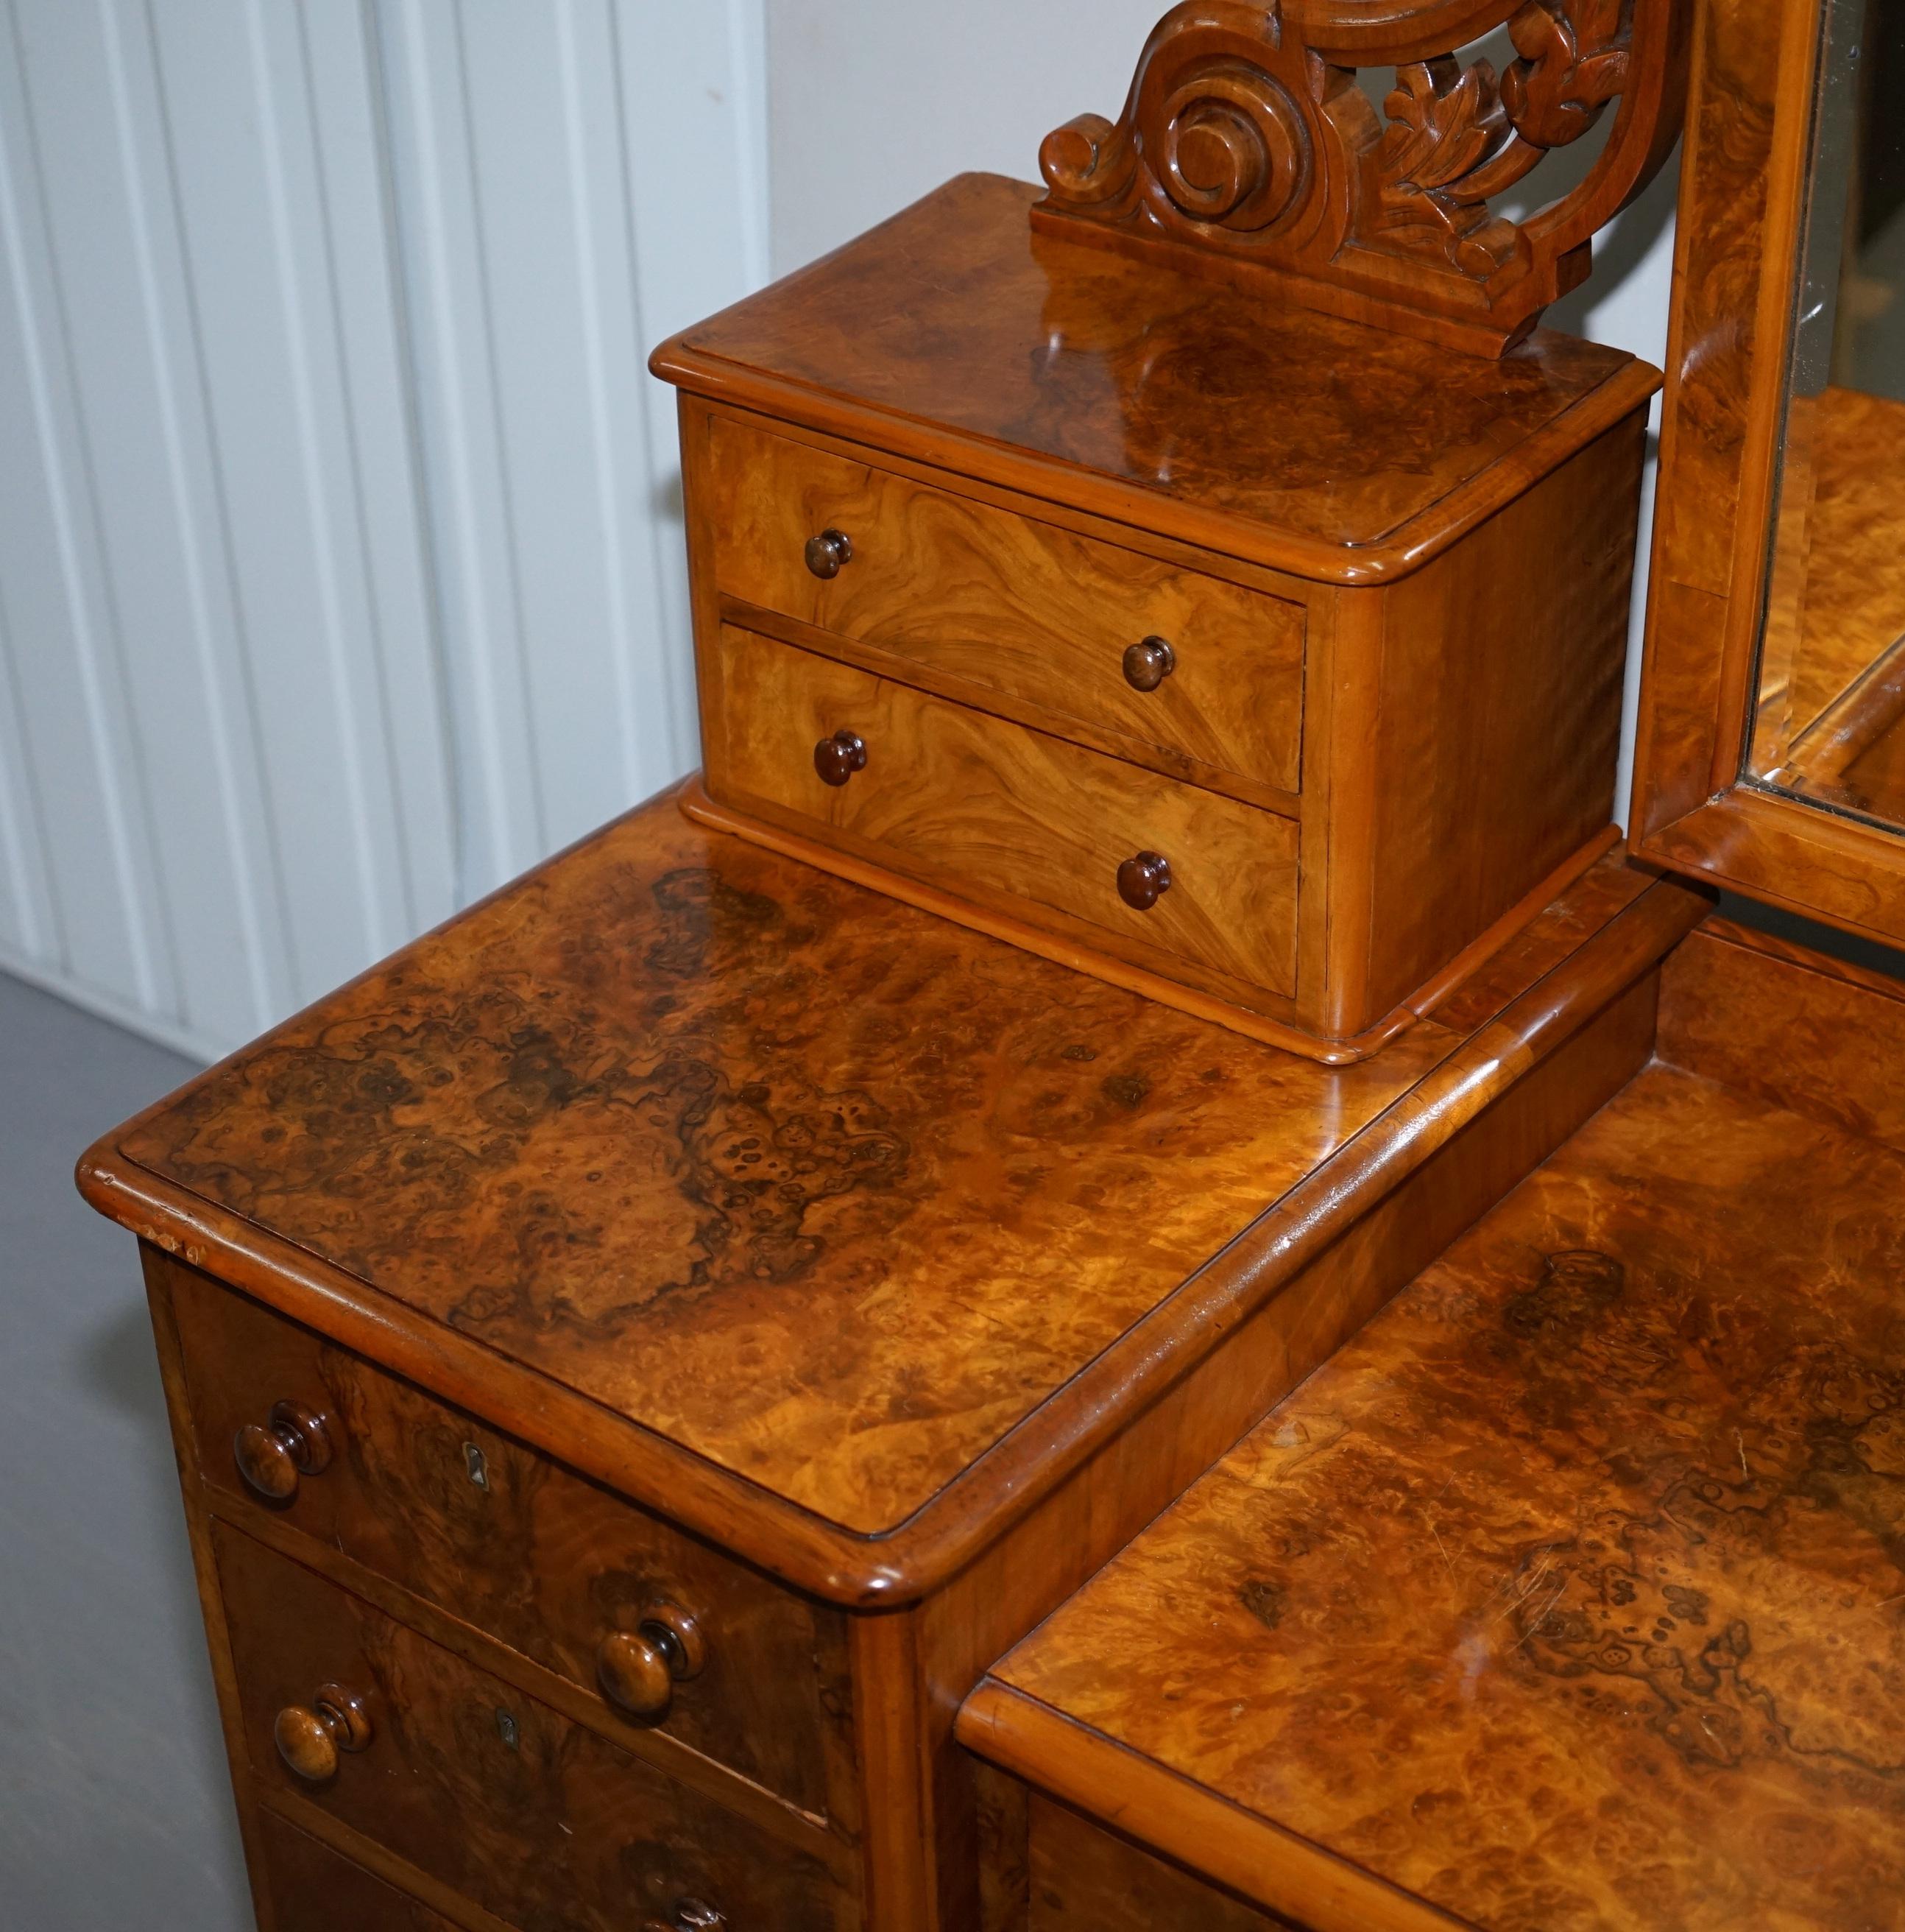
xmin=495 ymin=1707 xmax=519 ymax=1751
xmin=464 ymin=1443 xmax=489 ymax=1491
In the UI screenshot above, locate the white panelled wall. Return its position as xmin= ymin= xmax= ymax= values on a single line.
xmin=0 ymin=0 xmax=766 ymax=1061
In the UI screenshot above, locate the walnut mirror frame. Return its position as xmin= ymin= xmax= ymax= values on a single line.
xmin=1632 ymin=0 xmax=1905 ymax=944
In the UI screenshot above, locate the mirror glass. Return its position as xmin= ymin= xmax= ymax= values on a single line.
xmin=1750 ymin=0 xmax=1905 ymax=825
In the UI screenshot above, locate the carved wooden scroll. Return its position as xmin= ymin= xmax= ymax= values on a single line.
xmin=1035 ymin=0 xmax=1692 ymax=355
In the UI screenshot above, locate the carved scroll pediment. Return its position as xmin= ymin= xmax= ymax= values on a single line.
xmin=1035 ymin=0 xmax=1691 ymax=355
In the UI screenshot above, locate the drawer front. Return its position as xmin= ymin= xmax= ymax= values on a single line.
xmin=171 ymin=1263 xmax=844 ymax=1818
xmin=257 ymin=1813 xmax=462 ymax=1932
xmin=219 ymin=1525 xmax=850 ymax=1932
xmin=1029 ymin=1795 xmax=1296 ymax=1932
xmin=707 ymin=414 xmax=1307 ymax=797
xmin=707 ymin=626 xmax=1301 ymax=1000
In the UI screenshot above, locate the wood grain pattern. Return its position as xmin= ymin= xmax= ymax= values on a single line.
xmin=655 ymin=175 xmax=1658 ymax=586
xmin=217 ymin=1525 xmax=852 ymax=1932
xmin=1033 ymin=0 xmax=1692 ymax=356
xmin=705 ymin=411 xmax=1307 ymax=799
xmin=703 ymin=624 xmax=1302 ymax=1001
xmin=969 ymin=921 xmax=1905 ymax=1932
xmin=81 ymin=805 xmax=1704 ymax=1611
xmin=258 ymin=1812 xmax=467 ymax=1932
xmin=166 ymin=1255 xmax=849 ymax=1819
xmin=91 ymin=791 xmax=1446 ymax=1551
xmin=1626 ymin=0 xmax=1905 ymax=947
xmin=1354 ymin=412 xmax=1644 ymax=1022
xmin=1025 ymin=1794 xmax=1296 ymax=1931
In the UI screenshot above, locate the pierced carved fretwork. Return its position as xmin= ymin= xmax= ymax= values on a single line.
xmin=1035 ymin=0 xmax=1691 ymax=356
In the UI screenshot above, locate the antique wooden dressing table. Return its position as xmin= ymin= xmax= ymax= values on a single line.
xmin=76 ymin=2 xmax=1905 ymax=1929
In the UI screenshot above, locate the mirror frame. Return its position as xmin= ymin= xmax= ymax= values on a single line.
xmin=1630 ymin=0 xmax=1905 ymax=943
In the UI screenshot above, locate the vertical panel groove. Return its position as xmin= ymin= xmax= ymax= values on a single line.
xmin=237 ymin=0 xmax=390 ymax=958
xmin=0 ymin=0 xmax=162 ymax=1005
xmin=122 ymin=0 xmax=288 ymax=1034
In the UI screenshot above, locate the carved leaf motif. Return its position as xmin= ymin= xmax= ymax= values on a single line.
xmin=1380 ymin=57 xmax=1509 ymax=194
xmin=1503 ymin=0 xmax=1633 ymax=148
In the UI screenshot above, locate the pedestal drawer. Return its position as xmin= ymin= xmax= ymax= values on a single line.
xmin=704 ymin=625 xmax=1301 ymax=1003
xmin=219 ymin=1525 xmax=852 ymax=1932
xmin=705 ymin=412 xmax=1307 ymax=797
xmin=257 ymin=1813 xmax=464 ymax=1932
xmin=170 ymin=1262 xmax=847 ymax=1820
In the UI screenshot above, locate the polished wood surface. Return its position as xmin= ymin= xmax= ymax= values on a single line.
xmin=167 ymin=1256 xmax=847 ymax=1816
xmin=1025 ymin=1794 xmax=1295 ymax=1931
xmin=1033 ymin=0 xmax=1692 ymax=357
xmin=218 ymin=1525 xmax=851 ymax=1932
xmin=655 ymin=175 xmax=1658 ymax=586
xmin=82 ymin=795 xmax=1699 ymax=1595
xmin=259 ymin=1813 xmax=467 ymax=1932
xmin=88 ymin=807 xmax=1704 ymax=1932
xmin=964 ymin=919 xmax=1905 ymax=1932
xmin=705 ymin=411 xmax=1307 ymax=799
xmin=1630 ymin=0 xmax=1905 ymax=944
xmin=1755 ymin=387 xmax=1905 ymax=817
xmin=703 ymin=624 xmax=1303 ymax=1003
xmin=680 ymin=362 xmax=1650 ymax=1054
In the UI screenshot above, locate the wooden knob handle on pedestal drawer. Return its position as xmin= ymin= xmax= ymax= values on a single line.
xmin=275 ymin=1683 xmax=372 ymax=1783
xmin=1117 ymin=851 xmax=1173 ymax=912
xmin=1122 ymin=636 xmax=1176 ymax=692
xmin=233 ymin=1400 xmax=333 ymax=1502
xmin=597 ymin=1603 xmax=707 ymax=1719
xmin=804 ymin=528 xmax=854 ymax=579
xmin=813 ymin=729 xmax=868 ymax=788
xmin=644 ymin=1903 xmax=728 ymax=1932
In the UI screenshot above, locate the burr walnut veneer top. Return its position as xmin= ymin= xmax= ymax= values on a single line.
xmin=965 ymin=922 xmax=1905 ymax=1932
xmin=653 ymin=174 xmax=1658 ymax=584
xmin=79 ymin=790 xmax=1697 ymax=1595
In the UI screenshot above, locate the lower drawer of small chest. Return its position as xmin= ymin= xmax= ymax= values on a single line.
xmin=703 ymin=625 xmax=1301 ymax=1003
xmin=257 ymin=1811 xmax=462 ymax=1931
xmin=217 ymin=1524 xmax=852 ymax=1932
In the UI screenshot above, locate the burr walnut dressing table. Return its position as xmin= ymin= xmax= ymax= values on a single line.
xmin=74 ymin=3 xmax=1905 ymax=1931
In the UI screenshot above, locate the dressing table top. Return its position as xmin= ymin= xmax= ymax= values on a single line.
xmin=78 ymin=789 xmax=1700 ymax=1603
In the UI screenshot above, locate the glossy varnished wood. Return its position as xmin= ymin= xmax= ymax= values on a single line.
xmin=258 ymin=1813 xmax=468 ymax=1932
xmin=79 ymin=795 xmax=1700 ymax=1599
xmin=964 ymin=920 xmax=1905 ymax=1932
xmin=704 ymin=411 xmax=1308 ymax=802
xmin=218 ymin=1526 xmax=851 ymax=1932
xmin=1032 ymin=0 xmax=1692 ymax=356
xmin=655 ymin=175 xmax=1658 ymax=586
xmin=165 ymin=1254 xmax=851 ymax=1819
xmin=702 ymin=625 xmax=1304 ymax=1004
xmin=1630 ymin=0 xmax=1905 ymax=943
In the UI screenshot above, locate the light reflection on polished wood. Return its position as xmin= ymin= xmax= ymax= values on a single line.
xmin=963 ymin=921 xmax=1905 ymax=1932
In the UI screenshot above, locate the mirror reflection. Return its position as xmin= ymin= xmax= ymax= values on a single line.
xmin=1752 ymin=0 xmax=1905 ymax=823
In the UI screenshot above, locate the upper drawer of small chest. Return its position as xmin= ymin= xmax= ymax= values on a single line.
xmin=704 ymin=413 xmax=1307 ymax=799
xmin=167 ymin=1264 xmax=845 ymax=1821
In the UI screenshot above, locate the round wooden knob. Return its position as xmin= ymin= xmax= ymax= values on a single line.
xmin=1122 ymin=636 xmax=1176 ymax=692
xmin=597 ymin=1604 xmax=707 ymax=1720
xmin=644 ymin=1903 xmax=727 ymax=1932
xmin=275 ymin=1683 xmax=372 ymax=1784
xmin=804 ymin=528 xmax=854 ymax=579
xmin=1117 ymin=851 xmax=1173 ymax=912
xmin=233 ymin=1399 xmax=333 ymax=1503
xmin=813 ymin=729 xmax=868 ymax=788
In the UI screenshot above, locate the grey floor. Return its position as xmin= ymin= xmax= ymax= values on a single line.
xmin=0 ymin=973 xmax=251 ymax=1929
